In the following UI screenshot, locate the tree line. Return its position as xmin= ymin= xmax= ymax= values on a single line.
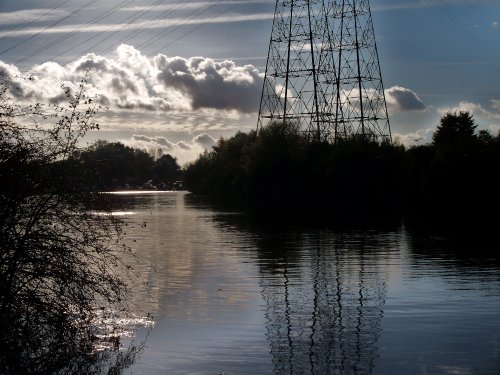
xmin=78 ymin=140 xmax=182 ymax=190
xmin=184 ymin=112 xmax=500 ymax=223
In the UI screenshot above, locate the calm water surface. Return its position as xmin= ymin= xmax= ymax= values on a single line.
xmin=115 ymin=191 xmax=500 ymax=375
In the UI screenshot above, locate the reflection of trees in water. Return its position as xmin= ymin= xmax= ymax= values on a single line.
xmin=260 ymin=232 xmax=390 ymax=375
xmin=405 ymin=226 xmax=500 ymax=269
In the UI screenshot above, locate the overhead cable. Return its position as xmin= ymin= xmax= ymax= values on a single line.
xmin=0 ymin=0 xmax=99 ymax=56
xmin=15 ymin=0 xmax=137 ymax=64
xmin=0 ymin=0 xmax=72 ymax=44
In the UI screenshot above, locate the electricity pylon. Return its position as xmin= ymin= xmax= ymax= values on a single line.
xmin=257 ymin=0 xmax=391 ymax=143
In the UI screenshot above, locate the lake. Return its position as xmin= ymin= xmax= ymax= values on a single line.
xmin=113 ymin=191 xmax=500 ymax=375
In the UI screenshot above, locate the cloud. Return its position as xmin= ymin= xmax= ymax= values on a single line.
xmin=393 ymin=128 xmax=434 ymax=147
xmin=437 ymin=101 xmax=500 ymax=121
xmin=193 ymin=133 xmax=217 ymax=149
xmin=491 ymin=99 xmax=500 ymax=111
xmin=119 ymin=133 xmax=216 ymax=165
xmin=0 ymin=60 xmax=21 ymax=80
xmin=131 ymin=135 xmax=176 ymax=151
xmin=492 ymin=21 xmax=499 ymax=29
xmin=155 ymin=55 xmax=263 ymax=112
xmin=0 ymin=44 xmax=264 ymax=114
xmin=385 ymin=86 xmax=426 ymax=111
xmin=437 ymin=101 xmax=500 ymax=136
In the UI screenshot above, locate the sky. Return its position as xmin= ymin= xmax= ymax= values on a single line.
xmin=1 ymin=0 xmax=499 ymax=164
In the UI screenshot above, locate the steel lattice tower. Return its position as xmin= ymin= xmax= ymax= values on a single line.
xmin=258 ymin=0 xmax=391 ymax=143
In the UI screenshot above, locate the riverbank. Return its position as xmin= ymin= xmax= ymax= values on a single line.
xmin=184 ymin=118 xmax=500 ymax=228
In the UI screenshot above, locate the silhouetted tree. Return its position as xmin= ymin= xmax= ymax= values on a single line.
xmin=421 ymin=111 xmax=500 ymax=221
xmin=432 ymin=111 xmax=477 ymax=149
xmin=477 ymin=129 xmax=494 ymax=145
xmin=153 ymin=154 xmax=181 ymax=183
xmin=0 ymin=72 xmax=139 ymax=373
xmin=184 ymin=131 xmax=256 ymax=199
xmin=80 ymin=141 xmax=154 ymax=189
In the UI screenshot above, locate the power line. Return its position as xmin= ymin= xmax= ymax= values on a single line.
xmin=150 ymin=3 xmax=239 ymax=55
xmin=0 ymin=0 xmax=99 ymax=57
xmin=6 ymin=0 xmax=256 ymax=67
xmin=51 ymin=0 xmax=139 ymax=62
xmin=417 ymin=0 xmax=500 ymax=74
xmin=0 ymin=0 xmax=72 ymax=44
xmin=57 ymin=0 xmax=198 ymax=64
xmin=116 ymin=0 xmax=187 ymax=47
xmin=138 ymin=1 xmax=218 ymax=51
xmin=61 ymin=0 xmax=236 ymax=64
xmin=14 ymin=0 xmax=137 ymax=64
xmin=61 ymin=0 xmax=165 ymax=66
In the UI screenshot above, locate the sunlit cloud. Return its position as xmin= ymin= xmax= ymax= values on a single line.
xmin=155 ymin=54 xmax=263 ymax=113
xmin=491 ymin=99 xmax=500 ymax=110
xmin=437 ymin=101 xmax=500 ymax=135
xmin=193 ymin=133 xmax=217 ymax=149
xmin=437 ymin=101 xmax=500 ymax=121
xmin=393 ymin=128 xmax=434 ymax=147
xmin=385 ymin=86 xmax=426 ymax=111
xmin=119 ymin=133 xmax=216 ymax=165
xmin=0 ymin=44 xmax=264 ymax=114
xmin=0 ymin=43 xmax=258 ymax=165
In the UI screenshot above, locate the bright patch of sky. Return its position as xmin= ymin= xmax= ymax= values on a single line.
xmin=1 ymin=0 xmax=499 ymax=163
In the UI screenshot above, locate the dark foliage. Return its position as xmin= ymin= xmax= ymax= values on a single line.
xmin=421 ymin=112 xmax=500 ymax=221
xmin=0 ymin=73 xmax=142 ymax=373
xmin=185 ymin=121 xmax=406 ymax=218
xmin=432 ymin=111 xmax=477 ymax=149
xmin=185 ymin=114 xmax=500 ymax=223
xmin=152 ymin=153 xmax=182 ymax=184
xmin=78 ymin=141 xmax=181 ymax=190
